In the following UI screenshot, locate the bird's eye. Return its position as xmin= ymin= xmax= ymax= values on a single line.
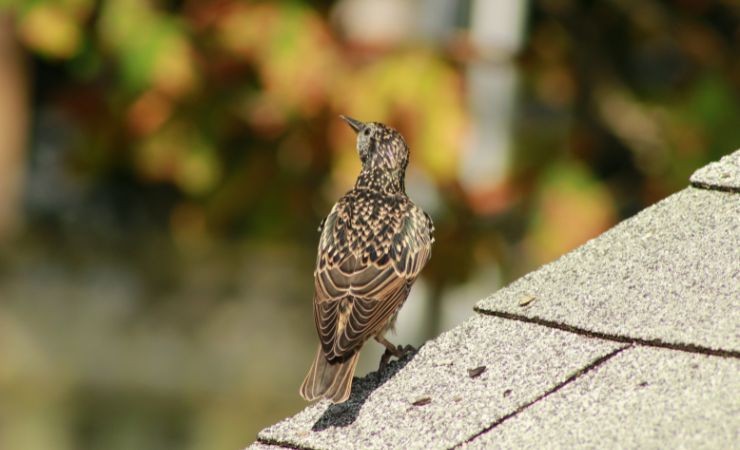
xmin=363 ymin=129 xmax=370 ymax=136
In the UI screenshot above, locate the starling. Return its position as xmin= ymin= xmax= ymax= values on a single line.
xmin=299 ymin=116 xmax=434 ymax=404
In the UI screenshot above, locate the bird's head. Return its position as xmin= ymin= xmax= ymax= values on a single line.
xmin=340 ymin=115 xmax=409 ymax=175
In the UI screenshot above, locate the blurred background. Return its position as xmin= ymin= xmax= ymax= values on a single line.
xmin=0 ymin=0 xmax=738 ymax=448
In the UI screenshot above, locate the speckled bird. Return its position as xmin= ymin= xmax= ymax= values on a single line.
xmin=299 ymin=116 xmax=434 ymax=404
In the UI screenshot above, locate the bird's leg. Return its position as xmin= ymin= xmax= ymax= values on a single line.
xmin=376 ymin=334 xmax=403 ymax=357
xmin=378 ymin=347 xmax=394 ymax=371
xmin=375 ymin=334 xmax=415 ymax=370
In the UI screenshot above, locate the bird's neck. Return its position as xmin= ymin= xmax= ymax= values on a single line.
xmin=355 ymin=167 xmax=405 ymax=195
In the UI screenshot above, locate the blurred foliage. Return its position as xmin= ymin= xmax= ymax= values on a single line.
xmin=8 ymin=0 xmax=468 ymax=241
xmin=4 ymin=0 xmax=737 ymax=242
xmin=525 ymin=161 xmax=616 ymax=264
xmin=0 ymin=0 xmax=738 ymax=449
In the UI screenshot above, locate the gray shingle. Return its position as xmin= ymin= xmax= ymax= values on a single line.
xmin=690 ymin=149 xmax=740 ymax=192
xmin=257 ymin=315 xmax=623 ymax=450
xmin=476 ymin=188 xmax=740 ymax=355
xmin=463 ymin=346 xmax=740 ymax=450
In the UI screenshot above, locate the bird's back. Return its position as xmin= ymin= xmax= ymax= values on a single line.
xmin=313 ymin=188 xmax=433 ymax=361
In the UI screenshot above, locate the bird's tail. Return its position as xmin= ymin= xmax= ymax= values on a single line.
xmin=299 ymin=345 xmax=359 ymax=403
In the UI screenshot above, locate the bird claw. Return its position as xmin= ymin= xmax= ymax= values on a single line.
xmin=378 ymin=344 xmax=416 ymax=371
xmin=400 ymin=344 xmax=416 ymax=355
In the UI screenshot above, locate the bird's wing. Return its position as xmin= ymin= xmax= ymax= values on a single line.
xmin=313 ymin=195 xmax=433 ymax=362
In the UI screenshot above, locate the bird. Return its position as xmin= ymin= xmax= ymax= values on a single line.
xmin=299 ymin=116 xmax=435 ymax=404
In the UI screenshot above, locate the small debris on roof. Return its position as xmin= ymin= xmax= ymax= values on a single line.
xmin=518 ymin=294 xmax=536 ymax=307
xmin=412 ymin=396 xmax=432 ymax=406
xmin=468 ymin=366 xmax=487 ymax=378
xmin=503 ymin=389 xmax=512 ymax=397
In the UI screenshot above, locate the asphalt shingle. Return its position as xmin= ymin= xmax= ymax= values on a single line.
xmin=257 ymin=315 xmax=623 ymax=450
xmin=476 ymin=187 xmax=740 ymax=355
xmin=463 ymin=346 xmax=740 ymax=449
xmin=690 ymin=149 xmax=740 ymax=192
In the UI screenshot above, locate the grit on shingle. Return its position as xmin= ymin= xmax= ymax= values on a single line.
xmin=462 ymin=346 xmax=740 ymax=450
xmin=690 ymin=149 xmax=740 ymax=192
xmin=257 ymin=315 xmax=623 ymax=450
xmin=476 ymin=188 xmax=740 ymax=354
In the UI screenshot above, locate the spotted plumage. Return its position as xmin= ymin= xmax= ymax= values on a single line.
xmin=300 ymin=116 xmax=434 ymax=403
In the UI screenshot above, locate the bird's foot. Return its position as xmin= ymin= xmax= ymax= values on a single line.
xmin=378 ymin=344 xmax=416 ymax=371
xmin=378 ymin=348 xmax=393 ymax=371
xmin=400 ymin=344 xmax=416 ymax=356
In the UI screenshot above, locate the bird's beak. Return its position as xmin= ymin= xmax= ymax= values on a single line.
xmin=340 ymin=115 xmax=365 ymax=133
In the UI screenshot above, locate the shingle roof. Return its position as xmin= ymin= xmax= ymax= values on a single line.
xmin=476 ymin=187 xmax=739 ymax=357
xmin=249 ymin=150 xmax=740 ymax=450
xmin=462 ymin=347 xmax=738 ymax=449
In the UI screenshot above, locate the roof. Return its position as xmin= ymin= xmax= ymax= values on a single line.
xmin=248 ymin=150 xmax=740 ymax=449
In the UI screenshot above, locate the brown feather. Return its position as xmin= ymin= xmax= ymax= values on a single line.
xmin=299 ymin=345 xmax=360 ymax=403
